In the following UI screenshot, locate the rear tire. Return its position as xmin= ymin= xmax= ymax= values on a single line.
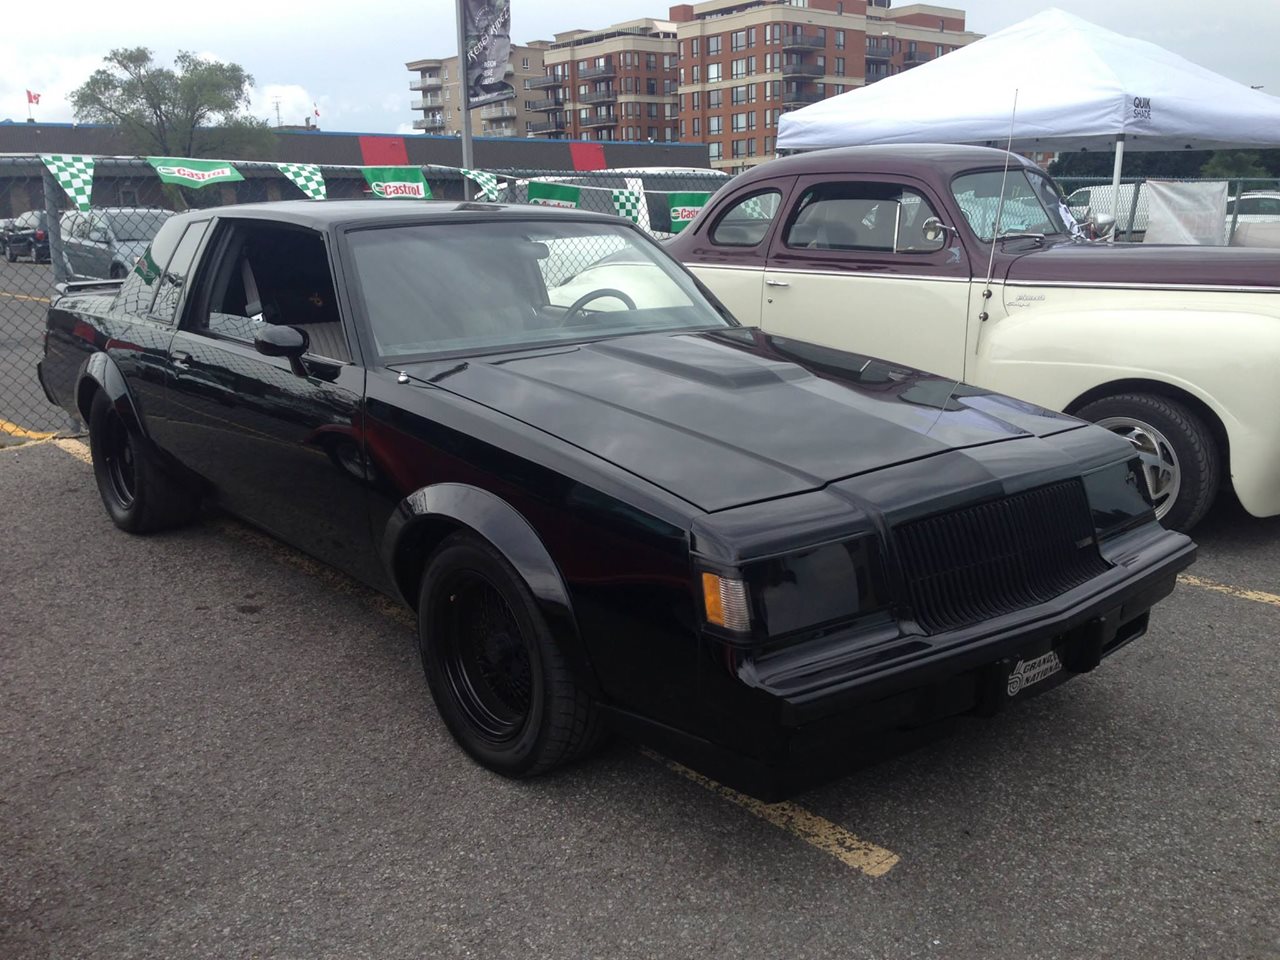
xmin=4 ymin=244 xmax=14 ymax=263
xmin=109 ymin=263 xmax=127 ymax=280
xmin=417 ymin=532 xmax=603 ymax=777
xmin=88 ymin=390 xmax=200 ymax=533
xmin=1075 ymin=392 xmax=1220 ymax=532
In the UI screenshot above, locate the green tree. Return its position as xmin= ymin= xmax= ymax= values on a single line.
xmin=71 ymin=47 xmax=275 ymax=160
xmin=1201 ymin=150 xmax=1270 ymax=179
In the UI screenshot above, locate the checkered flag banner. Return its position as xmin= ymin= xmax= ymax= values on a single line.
xmin=611 ymin=189 xmax=645 ymax=224
xmin=461 ymin=168 xmax=502 ymax=201
xmin=41 ymin=154 xmax=96 ymax=211
xmin=741 ymin=196 xmax=769 ymax=219
xmin=275 ymin=162 xmax=327 ymax=200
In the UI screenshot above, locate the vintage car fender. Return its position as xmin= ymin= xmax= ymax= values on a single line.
xmin=75 ymin=349 xmax=149 ymax=440
xmin=975 ymin=303 xmax=1280 ymax=518
xmin=381 ymin=482 xmax=601 ymax=696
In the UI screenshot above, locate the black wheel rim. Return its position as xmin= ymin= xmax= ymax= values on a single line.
xmin=434 ymin=571 xmax=533 ymax=744
xmin=103 ymin=411 xmax=137 ymax=509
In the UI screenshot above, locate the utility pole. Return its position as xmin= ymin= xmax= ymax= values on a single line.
xmin=455 ymin=0 xmax=475 ymax=199
xmin=272 ymin=98 xmax=283 ymax=128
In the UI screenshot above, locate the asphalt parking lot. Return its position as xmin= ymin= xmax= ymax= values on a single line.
xmin=0 ymin=257 xmax=72 ymax=442
xmin=1 ymin=438 xmax=1277 ymax=960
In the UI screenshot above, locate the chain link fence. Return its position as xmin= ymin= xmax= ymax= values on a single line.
xmin=1056 ymin=175 xmax=1280 ymax=242
xmin=0 ymin=156 xmax=731 ymax=445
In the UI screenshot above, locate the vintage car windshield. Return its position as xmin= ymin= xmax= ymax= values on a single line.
xmin=951 ymin=170 xmax=1071 ymax=241
xmin=349 ymin=220 xmax=732 ymax=359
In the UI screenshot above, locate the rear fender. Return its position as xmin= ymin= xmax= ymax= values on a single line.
xmin=76 ymin=350 xmax=148 ymax=439
xmin=382 ymin=483 xmax=601 ymax=697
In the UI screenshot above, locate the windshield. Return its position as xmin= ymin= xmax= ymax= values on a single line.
xmin=349 ymin=220 xmax=732 ymax=359
xmin=951 ymin=169 xmax=1071 ymax=241
xmin=108 ymin=211 xmax=173 ymax=242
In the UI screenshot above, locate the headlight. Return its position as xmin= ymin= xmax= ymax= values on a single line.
xmin=1081 ymin=456 xmax=1155 ymax=538
xmin=699 ymin=536 xmax=887 ymax=642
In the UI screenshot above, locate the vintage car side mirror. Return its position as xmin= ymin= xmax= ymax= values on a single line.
xmin=921 ymin=216 xmax=956 ymax=244
xmin=1086 ymin=211 xmax=1117 ymax=240
xmin=254 ymin=324 xmax=310 ymax=377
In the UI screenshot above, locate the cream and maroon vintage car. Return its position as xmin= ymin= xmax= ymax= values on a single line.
xmin=669 ymin=144 xmax=1280 ymax=531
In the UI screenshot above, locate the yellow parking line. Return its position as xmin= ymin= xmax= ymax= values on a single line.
xmin=1179 ymin=574 xmax=1280 ymax=609
xmin=52 ymin=437 xmax=92 ymax=464
xmin=641 ymin=748 xmax=900 ymax=877
xmin=0 ymin=290 xmax=51 ymax=303
xmin=0 ymin=418 xmax=56 ymax=440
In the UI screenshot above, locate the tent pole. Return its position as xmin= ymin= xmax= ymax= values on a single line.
xmin=1109 ymin=135 xmax=1125 ymax=243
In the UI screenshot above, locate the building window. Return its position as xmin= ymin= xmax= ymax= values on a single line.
xmin=648 ymin=126 xmax=658 ymax=140
xmin=709 ymin=142 xmax=723 ymax=161
xmin=707 ymin=63 xmax=722 ymax=83
xmin=647 ymin=78 xmax=658 ymax=94
xmin=766 ymin=24 xmax=782 ymax=45
xmin=646 ymin=53 xmax=657 ymax=70
xmin=708 ymin=116 xmax=723 ymax=135
xmin=707 ymin=89 xmax=722 ymax=109
xmin=522 ymin=57 xmax=530 ymax=69
xmin=693 ymin=117 xmax=701 ymax=135
xmin=731 ymin=84 xmax=755 ymax=105
xmin=664 ymin=53 xmax=677 ymax=69
xmin=692 ymin=91 xmax=701 ymax=108
xmin=648 ymin=102 xmax=659 ymax=118
xmin=692 ymin=65 xmax=701 ymax=82
xmin=765 ymin=135 xmax=776 ymax=154
xmin=731 ymin=112 xmax=755 ymax=132
xmin=707 ymin=35 xmax=722 ymax=56
xmin=731 ymin=57 xmax=755 ymax=79
xmin=835 ymin=30 xmax=845 ymax=49
xmin=834 ymin=57 xmax=845 ymax=76
xmin=680 ymin=120 xmax=687 ymax=138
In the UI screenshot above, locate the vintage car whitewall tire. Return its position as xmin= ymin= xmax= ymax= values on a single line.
xmin=417 ymin=532 xmax=604 ymax=777
xmin=1076 ymin=393 xmax=1220 ymax=532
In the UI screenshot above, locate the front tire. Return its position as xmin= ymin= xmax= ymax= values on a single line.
xmin=1076 ymin=392 xmax=1220 ymax=532
xmin=418 ymin=533 xmax=602 ymax=777
xmin=88 ymin=390 xmax=200 ymax=533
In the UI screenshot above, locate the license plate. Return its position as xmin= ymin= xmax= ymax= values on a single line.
xmin=1006 ymin=649 xmax=1064 ymax=697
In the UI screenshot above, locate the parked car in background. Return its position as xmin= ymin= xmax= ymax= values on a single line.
xmin=37 ymin=200 xmax=1193 ymax=799
xmin=1067 ymin=184 xmax=1148 ymax=238
xmin=669 ymin=144 xmax=1280 ymax=531
xmin=60 ymin=207 xmax=173 ymax=280
xmin=3 ymin=210 xmax=51 ymax=262
xmin=1225 ymin=191 xmax=1280 ymax=247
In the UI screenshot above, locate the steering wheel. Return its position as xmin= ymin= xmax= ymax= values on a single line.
xmin=560 ymin=288 xmax=637 ymax=326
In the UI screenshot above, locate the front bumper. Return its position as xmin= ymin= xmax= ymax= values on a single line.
xmin=614 ymin=523 xmax=1194 ymax=800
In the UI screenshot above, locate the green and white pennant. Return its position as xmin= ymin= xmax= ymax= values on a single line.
xmin=147 ymin=156 xmax=244 ymax=188
xmin=41 ymin=155 xmax=96 ymax=212
xmin=461 ymin=168 xmax=502 ymax=201
xmin=526 ymin=182 xmax=580 ymax=208
xmin=276 ymin=162 xmax=327 ymax=200
xmin=611 ymin=188 xmax=645 ymax=224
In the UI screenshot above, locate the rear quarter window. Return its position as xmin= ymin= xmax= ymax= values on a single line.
xmin=710 ymin=190 xmax=782 ymax=247
xmin=113 ymin=217 xmax=188 ymax=318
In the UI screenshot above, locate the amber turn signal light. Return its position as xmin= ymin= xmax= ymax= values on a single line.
xmin=701 ymin=572 xmax=751 ymax=632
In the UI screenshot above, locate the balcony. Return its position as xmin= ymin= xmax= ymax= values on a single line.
xmin=529 ymin=118 xmax=566 ymax=134
xmin=781 ymin=34 xmax=825 ymax=51
xmin=780 ymin=62 xmax=824 ymax=78
xmin=579 ymin=89 xmax=617 ymax=105
xmin=782 ymin=92 xmax=823 ymax=107
xmin=485 ymin=123 xmax=518 ymax=137
xmin=580 ymin=62 xmax=616 ymax=80
xmin=581 ymin=113 xmax=617 ymax=128
xmin=413 ymin=116 xmax=448 ymax=131
xmin=865 ymin=46 xmax=893 ymax=62
xmin=480 ymin=102 xmax=517 ymax=120
xmin=409 ymin=77 xmax=443 ymax=91
xmin=529 ymin=96 xmax=563 ymax=111
xmin=411 ymin=97 xmax=443 ymax=110
xmin=529 ymin=74 xmax=564 ymax=90
xmin=903 ymin=51 xmax=932 ymax=65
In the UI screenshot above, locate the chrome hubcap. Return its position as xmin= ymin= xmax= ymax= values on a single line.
xmin=1095 ymin=416 xmax=1180 ymax=520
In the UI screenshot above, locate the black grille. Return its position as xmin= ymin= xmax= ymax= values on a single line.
xmin=894 ymin=480 xmax=1111 ymax=634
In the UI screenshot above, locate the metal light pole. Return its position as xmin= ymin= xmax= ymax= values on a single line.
xmin=456 ymin=0 xmax=474 ymax=199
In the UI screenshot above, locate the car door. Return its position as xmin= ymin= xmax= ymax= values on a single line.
xmin=61 ymin=213 xmax=86 ymax=277
xmin=760 ymin=175 xmax=973 ymax=381
xmin=678 ymin=177 xmax=794 ymax=326
xmin=154 ymin=218 xmax=377 ymax=583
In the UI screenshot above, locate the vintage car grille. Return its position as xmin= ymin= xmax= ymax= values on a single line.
xmin=894 ymin=480 xmax=1111 ymax=634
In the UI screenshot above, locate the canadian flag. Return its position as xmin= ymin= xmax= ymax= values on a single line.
xmin=313 ymin=102 xmax=320 ymax=118
xmin=27 ymin=90 xmax=41 ymax=105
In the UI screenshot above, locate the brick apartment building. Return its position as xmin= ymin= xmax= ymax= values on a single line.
xmin=673 ymin=0 xmax=979 ymax=170
xmin=527 ymin=19 xmax=682 ymax=142
xmin=407 ymin=43 xmax=550 ymax=139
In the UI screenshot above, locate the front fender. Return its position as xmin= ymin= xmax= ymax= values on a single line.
xmin=977 ymin=305 xmax=1280 ymax=517
xmin=382 ymin=482 xmax=600 ymax=695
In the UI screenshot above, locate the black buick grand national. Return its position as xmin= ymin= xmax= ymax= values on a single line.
xmin=38 ymin=201 xmax=1194 ymax=798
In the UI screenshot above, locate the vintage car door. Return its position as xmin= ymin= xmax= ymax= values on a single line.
xmin=677 ymin=177 xmax=795 ymax=326
xmin=153 ymin=218 xmax=378 ymax=583
xmin=760 ymin=175 xmax=973 ymax=381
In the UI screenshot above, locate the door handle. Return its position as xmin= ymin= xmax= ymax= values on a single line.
xmin=765 ymin=279 xmax=790 ymax=288
xmin=172 ymin=351 xmax=193 ymax=369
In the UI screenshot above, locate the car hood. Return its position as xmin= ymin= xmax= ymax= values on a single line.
xmin=1002 ymin=241 xmax=1280 ymax=288
xmin=396 ymin=329 xmax=1086 ymax=512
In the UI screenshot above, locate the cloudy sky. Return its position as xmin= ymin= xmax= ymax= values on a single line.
xmin=3 ymin=0 xmax=1277 ymax=136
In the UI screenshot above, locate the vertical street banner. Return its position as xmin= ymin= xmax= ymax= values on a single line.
xmin=668 ymin=192 xmax=712 ymax=233
xmin=463 ymin=0 xmax=515 ymax=107
xmin=526 ymin=182 xmax=581 ymax=208
xmin=146 ymin=157 xmax=244 ymax=188
xmin=363 ymin=166 xmax=432 ymax=200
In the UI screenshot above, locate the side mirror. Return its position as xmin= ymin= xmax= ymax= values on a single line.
xmin=921 ymin=216 xmax=954 ymax=244
xmin=1090 ymin=212 xmax=1117 ymax=240
xmin=254 ymin=324 xmax=310 ymax=377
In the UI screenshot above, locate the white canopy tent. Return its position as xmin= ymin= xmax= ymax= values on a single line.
xmin=777 ymin=8 xmax=1280 ymax=219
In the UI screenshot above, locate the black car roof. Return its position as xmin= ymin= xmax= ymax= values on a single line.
xmin=165 ymin=200 xmax=624 ymax=231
